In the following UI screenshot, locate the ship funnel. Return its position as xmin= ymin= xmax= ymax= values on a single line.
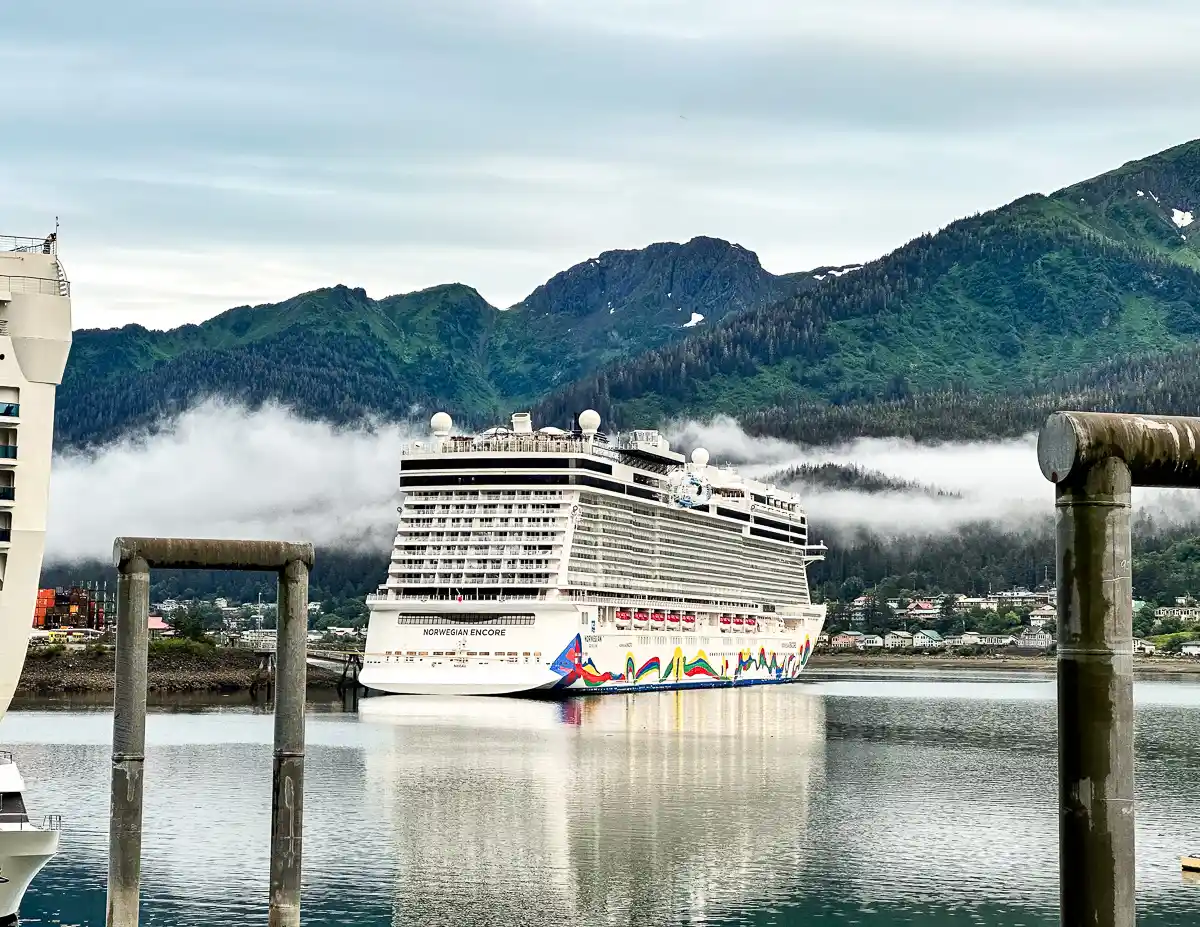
xmin=512 ymin=412 xmax=533 ymax=434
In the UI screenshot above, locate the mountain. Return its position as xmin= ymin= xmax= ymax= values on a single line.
xmin=56 ymin=237 xmax=815 ymax=447
xmin=534 ymin=138 xmax=1200 ymax=434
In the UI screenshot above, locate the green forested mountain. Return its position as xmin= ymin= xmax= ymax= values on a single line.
xmin=534 ymin=138 xmax=1200 ymax=433
xmin=57 ymin=236 xmax=814 ymax=446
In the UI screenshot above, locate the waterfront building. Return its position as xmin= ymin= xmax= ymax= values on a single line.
xmin=859 ymin=634 xmax=884 ymax=649
xmin=1028 ymin=605 xmax=1057 ymax=628
xmin=1133 ymin=639 xmax=1157 ymax=655
xmin=912 ymin=629 xmax=945 ymax=649
xmin=831 ymin=631 xmax=864 ymax=649
xmin=1018 ymin=627 xmax=1053 ymax=649
xmin=1153 ymin=605 xmax=1200 ymax=624
xmin=1182 ymin=642 xmax=1200 ymax=658
xmin=884 ymin=630 xmax=913 ymax=649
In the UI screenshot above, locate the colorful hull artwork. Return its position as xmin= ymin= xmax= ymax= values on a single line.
xmin=550 ymin=634 xmax=814 ymax=691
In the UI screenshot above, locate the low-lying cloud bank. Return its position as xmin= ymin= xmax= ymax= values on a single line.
xmin=44 ymin=406 xmax=1200 ymax=564
xmin=665 ymin=416 xmax=1200 ymax=539
xmin=47 ymin=401 xmax=413 ymax=563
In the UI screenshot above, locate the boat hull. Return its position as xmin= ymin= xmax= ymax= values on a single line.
xmin=361 ymin=602 xmax=825 ymax=697
xmin=0 ymin=827 xmax=58 ymax=919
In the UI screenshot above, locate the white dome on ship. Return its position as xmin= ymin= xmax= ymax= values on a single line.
xmin=539 ymin=426 xmax=569 ymax=435
xmin=578 ymin=409 xmax=601 ymax=435
xmin=430 ymin=412 xmax=452 ymax=436
xmin=691 ymin=447 xmax=710 ymax=467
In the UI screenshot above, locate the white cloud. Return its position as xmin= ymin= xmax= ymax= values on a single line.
xmin=46 ymin=401 xmax=411 ymax=563
xmin=665 ymin=416 xmax=1200 ymax=538
xmin=47 ymin=406 xmax=1200 ymax=567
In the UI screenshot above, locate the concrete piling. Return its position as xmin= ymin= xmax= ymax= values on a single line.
xmin=270 ymin=558 xmax=309 ymax=927
xmin=1039 ymin=411 xmax=1200 ymax=927
xmin=106 ymin=556 xmax=150 ymax=927
xmin=105 ymin=538 xmax=314 ymax=927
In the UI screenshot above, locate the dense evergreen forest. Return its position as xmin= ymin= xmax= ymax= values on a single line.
xmin=42 ymin=138 xmax=1200 ymax=607
xmin=57 ymin=238 xmax=811 ymax=447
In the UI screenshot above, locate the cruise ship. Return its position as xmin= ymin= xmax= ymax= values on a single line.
xmin=361 ymin=409 xmax=827 ymax=696
xmin=0 ymin=233 xmax=72 ymax=924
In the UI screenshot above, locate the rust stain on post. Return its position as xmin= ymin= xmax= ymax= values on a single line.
xmin=1039 ymin=411 xmax=1200 ymax=488
xmin=112 ymin=537 xmax=315 ymax=573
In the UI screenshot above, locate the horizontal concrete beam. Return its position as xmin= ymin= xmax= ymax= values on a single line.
xmin=1038 ymin=411 xmax=1200 ymax=488
xmin=112 ymin=537 xmax=315 ymax=573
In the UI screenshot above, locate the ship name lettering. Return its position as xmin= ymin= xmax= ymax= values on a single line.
xmin=421 ymin=628 xmax=506 ymax=637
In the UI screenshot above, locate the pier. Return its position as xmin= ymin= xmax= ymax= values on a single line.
xmin=106 ymin=538 xmax=314 ymax=927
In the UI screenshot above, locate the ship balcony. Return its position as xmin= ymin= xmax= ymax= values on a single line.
xmin=0 ymin=528 xmax=12 ymax=543
xmin=0 ymin=445 xmax=16 ymax=460
xmin=0 ymin=485 xmax=14 ymax=504
xmin=0 ymin=404 xmax=18 ymax=419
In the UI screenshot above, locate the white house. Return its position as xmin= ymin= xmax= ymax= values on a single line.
xmin=1181 ymin=642 xmax=1200 ymax=658
xmin=976 ymin=633 xmax=1017 ymax=647
xmin=1154 ymin=606 xmax=1200 ymax=623
xmin=912 ymin=629 xmax=945 ymax=649
xmin=884 ymin=630 xmax=914 ymax=649
xmin=1028 ymin=605 xmax=1057 ymax=629
xmin=1018 ymin=627 xmax=1053 ymax=649
xmin=859 ymin=634 xmax=885 ymax=649
xmin=1133 ymin=639 xmax=1157 ymax=655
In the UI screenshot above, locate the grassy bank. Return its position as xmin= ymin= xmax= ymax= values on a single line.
xmin=18 ymin=640 xmax=344 ymax=694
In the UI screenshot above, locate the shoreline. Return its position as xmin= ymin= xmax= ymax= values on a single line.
xmin=16 ymin=646 xmax=346 ymax=694
xmin=809 ymin=651 xmax=1200 ymax=677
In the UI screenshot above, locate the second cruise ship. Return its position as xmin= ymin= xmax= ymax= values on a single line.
xmin=0 ymin=232 xmax=72 ymax=924
xmin=361 ymin=410 xmax=827 ymax=696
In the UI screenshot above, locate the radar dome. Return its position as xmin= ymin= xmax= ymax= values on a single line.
xmin=578 ymin=409 xmax=602 ymax=435
xmin=430 ymin=412 xmax=453 ymax=436
xmin=691 ymin=447 xmax=710 ymax=467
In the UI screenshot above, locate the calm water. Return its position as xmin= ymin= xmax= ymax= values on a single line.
xmin=5 ymin=671 xmax=1200 ymax=925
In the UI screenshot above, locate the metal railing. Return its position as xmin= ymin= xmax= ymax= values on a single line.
xmin=0 ymin=234 xmax=55 ymax=255
xmin=0 ymin=274 xmax=67 ymax=297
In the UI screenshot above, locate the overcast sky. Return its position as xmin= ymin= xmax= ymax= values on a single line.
xmin=5 ymin=0 xmax=1199 ymax=331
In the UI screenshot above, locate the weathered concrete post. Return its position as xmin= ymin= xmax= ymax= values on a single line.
xmin=107 ymin=555 xmax=151 ymax=927
xmin=270 ymin=558 xmax=308 ymax=927
xmin=1039 ymin=411 xmax=1200 ymax=927
xmin=105 ymin=538 xmax=314 ymax=927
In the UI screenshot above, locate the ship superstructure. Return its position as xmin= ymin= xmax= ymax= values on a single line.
xmin=0 ymin=233 xmax=71 ymax=923
xmin=362 ymin=410 xmax=827 ymax=695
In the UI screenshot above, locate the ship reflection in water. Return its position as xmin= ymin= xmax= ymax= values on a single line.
xmin=8 ymin=675 xmax=1200 ymax=925
xmin=358 ymin=688 xmax=826 ymax=926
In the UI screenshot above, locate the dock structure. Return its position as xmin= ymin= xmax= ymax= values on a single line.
xmin=1039 ymin=412 xmax=1200 ymax=927
xmin=106 ymin=538 xmax=314 ymax=927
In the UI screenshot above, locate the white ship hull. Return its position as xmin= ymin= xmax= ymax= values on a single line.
xmin=361 ymin=602 xmax=825 ymax=697
xmin=0 ymin=826 xmax=58 ymax=921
